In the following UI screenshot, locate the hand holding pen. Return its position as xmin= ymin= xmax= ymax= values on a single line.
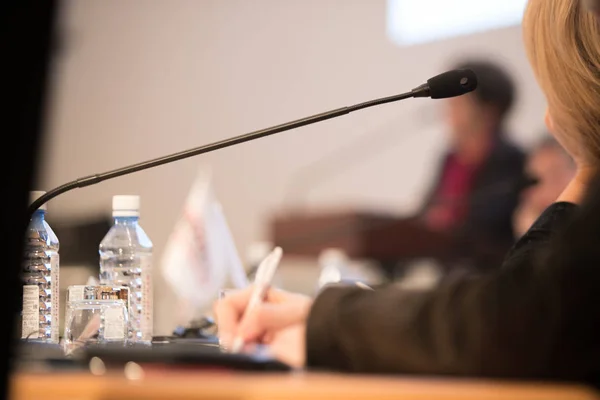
xmin=230 ymin=246 xmax=283 ymax=353
xmin=214 ymin=246 xmax=313 ymax=367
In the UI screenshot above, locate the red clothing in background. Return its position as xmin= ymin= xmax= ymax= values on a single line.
xmin=424 ymin=154 xmax=480 ymax=231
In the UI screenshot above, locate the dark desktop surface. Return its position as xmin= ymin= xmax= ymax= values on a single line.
xmin=14 ymin=337 xmax=291 ymax=373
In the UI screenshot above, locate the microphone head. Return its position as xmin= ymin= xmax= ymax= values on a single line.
xmin=424 ymin=69 xmax=478 ymax=99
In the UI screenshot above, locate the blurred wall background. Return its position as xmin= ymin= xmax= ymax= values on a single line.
xmin=38 ymin=0 xmax=546 ymax=335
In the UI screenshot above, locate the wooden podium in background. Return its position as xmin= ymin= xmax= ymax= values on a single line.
xmin=270 ymin=210 xmax=509 ymax=276
xmin=270 ymin=210 xmax=457 ymax=265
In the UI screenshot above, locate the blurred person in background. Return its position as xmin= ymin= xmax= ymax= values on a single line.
xmin=419 ymin=59 xmax=525 ymax=270
xmin=215 ymin=0 xmax=600 ymax=383
xmin=513 ymin=135 xmax=576 ymax=238
xmin=585 ymin=0 xmax=600 ymax=14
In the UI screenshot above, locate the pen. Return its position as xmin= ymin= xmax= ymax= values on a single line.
xmin=230 ymin=246 xmax=283 ymax=353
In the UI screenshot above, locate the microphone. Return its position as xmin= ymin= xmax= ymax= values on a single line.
xmin=412 ymin=69 xmax=477 ymax=99
xmin=28 ymin=69 xmax=477 ymax=214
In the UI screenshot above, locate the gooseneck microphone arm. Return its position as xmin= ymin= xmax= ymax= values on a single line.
xmin=28 ymin=69 xmax=477 ymax=215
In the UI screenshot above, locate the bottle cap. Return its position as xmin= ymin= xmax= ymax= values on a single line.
xmin=318 ymin=248 xmax=348 ymax=265
xmin=112 ymin=195 xmax=140 ymax=217
xmin=29 ymin=191 xmax=47 ymax=211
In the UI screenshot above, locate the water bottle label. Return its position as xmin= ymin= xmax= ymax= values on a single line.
xmin=68 ymin=285 xmax=84 ymax=302
xmin=140 ymin=255 xmax=153 ymax=340
xmin=103 ymin=307 xmax=126 ymax=340
xmin=22 ymin=285 xmax=39 ymax=339
xmin=50 ymin=254 xmax=59 ymax=343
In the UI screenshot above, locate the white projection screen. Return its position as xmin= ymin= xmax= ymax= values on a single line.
xmin=387 ymin=0 xmax=528 ymax=46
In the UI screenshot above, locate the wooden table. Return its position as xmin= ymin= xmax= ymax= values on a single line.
xmin=10 ymin=369 xmax=600 ymax=400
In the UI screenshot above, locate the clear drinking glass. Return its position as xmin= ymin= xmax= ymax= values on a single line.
xmin=63 ymin=285 xmax=129 ymax=355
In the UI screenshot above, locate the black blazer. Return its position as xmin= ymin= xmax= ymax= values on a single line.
xmin=306 ymin=177 xmax=600 ymax=385
xmin=420 ymin=137 xmax=526 ymax=268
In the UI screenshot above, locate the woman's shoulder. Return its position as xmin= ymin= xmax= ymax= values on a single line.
xmin=515 ymin=201 xmax=579 ymax=245
xmin=501 ymin=201 xmax=579 ymax=269
xmin=531 ymin=202 xmax=579 ymax=229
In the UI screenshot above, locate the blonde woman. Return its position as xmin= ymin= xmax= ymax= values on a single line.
xmin=215 ymin=0 xmax=600 ymax=380
xmin=524 ymin=0 xmax=600 ymax=208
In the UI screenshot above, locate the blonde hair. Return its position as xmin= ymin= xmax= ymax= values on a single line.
xmin=523 ymin=0 xmax=600 ymax=164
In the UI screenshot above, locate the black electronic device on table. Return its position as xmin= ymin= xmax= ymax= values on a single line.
xmin=151 ymin=335 xmax=219 ymax=346
xmin=15 ymin=342 xmax=80 ymax=371
xmin=81 ymin=342 xmax=293 ymax=372
xmin=16 ymin=338 xmax=291 ymax=372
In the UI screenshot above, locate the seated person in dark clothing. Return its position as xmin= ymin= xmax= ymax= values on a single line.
xmin=512 ymin=135 xmax=576 ymax=238
xmin=214 ymin=0 xmax=600 ymax=385
xmin=420 ymin=59 xmax=525 ymax=269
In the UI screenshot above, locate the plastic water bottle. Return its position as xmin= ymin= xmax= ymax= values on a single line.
xmin=316 ymin=248 xmax=348 ymax=292
xmin=21 ymin=191 xmax=60 ymax=343
xmin=316 ymin=248 xmax=382 ymax=293
xmin=99 ymin=195 xmax=153 ymax=344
